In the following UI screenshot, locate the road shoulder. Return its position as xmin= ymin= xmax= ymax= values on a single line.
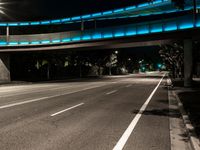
xmin=168 ymin=78 xmax=200 ymax=150
xmin=168 ymin=88 xmax=192 ymax=150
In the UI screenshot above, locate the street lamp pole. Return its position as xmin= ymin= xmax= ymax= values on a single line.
xmin=6 ymin=26 xmax=9 ymax=42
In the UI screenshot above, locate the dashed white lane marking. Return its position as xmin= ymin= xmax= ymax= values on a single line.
xmin=125 ymin=84 xmax=132 ymax=88
xmin=113 ymin=74 xmax=165 ymax=150
xmin=0 ymin=84 xmax=112 ymax=110
xmin=0 ymin=83 xmax=115 ymax=98
xmin=0 ymin=97 xmax=49 ymax=109
xmin=106 ymin=90 xmax=118 ymax=95
xmin=51 ymin=103 xmax=84 ymax=117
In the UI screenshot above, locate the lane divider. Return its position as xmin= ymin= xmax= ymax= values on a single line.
xmin=106 ymin=90 xmax=118 ymax=95
xmin=0 ymin=84 xmax=114 ymax=110
xmin=125 ymin=84 xmax=132 ymax=88
xmin=50 ymin=103 xmax=84 ymax=117
xmin=113 ymin=74 xmax=165 ymax=150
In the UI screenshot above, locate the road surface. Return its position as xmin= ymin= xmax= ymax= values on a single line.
xmin=0 ymin=73 xmax=189 ymax=150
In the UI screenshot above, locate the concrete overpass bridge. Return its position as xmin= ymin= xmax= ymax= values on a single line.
xmin=0 ymin=0 xmax=199 ymax=86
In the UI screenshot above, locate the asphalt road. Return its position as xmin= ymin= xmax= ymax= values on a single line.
xmin=0 ymin=73 xmax=172 ymax=150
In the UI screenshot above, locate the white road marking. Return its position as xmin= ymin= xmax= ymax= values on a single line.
xmin=106 ymin=90 xmax=118 ymax=95
xmin=0 ymin=84 xmax=112 ymax=110
xmin=0 ymin=97 xmax=49 ymax=109
xmin=51 ymin=103 xmax=84 ymax=117
xmin=125 ymin=84 xmax=132 ymax=88
xmin=113 ymin=74 xmax=165 ymax=150
xmin=0 ymin=82 xmax=117 ymax=98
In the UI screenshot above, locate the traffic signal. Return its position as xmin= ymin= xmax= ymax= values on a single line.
xmin=171 ymin=0 xmax=185 ymax=10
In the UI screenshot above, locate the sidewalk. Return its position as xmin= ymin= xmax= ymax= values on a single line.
xmin=172 ymin=78 xmax=200 ymax=149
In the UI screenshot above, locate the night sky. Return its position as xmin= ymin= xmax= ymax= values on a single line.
xmin=3 ymin=0 xmax=146 ymax=21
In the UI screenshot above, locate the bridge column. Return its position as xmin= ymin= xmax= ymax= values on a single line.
xmin=184 ymin=39 xmax=193 ymax=87
xmin=0 ymin=54 xmax=10 ymax=82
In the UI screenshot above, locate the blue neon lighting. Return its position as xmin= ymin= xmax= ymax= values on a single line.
xmin=30 ymin=22 xmax=40 ymax=25
xmin=82 ymin=35 xmax=91 ymax=40
xmin=62 ymin=38 xmax=71 ymax=42
xmin=153 ymin=0 xmax=163 ymax=4
xmin=51 ymin=20 xmax=61 ymax=23
xmin=2 ymin=13 xmax=200 ymax=46
xmin=8 ymin=23 xmax=18 ymax=26
xmin=137 ymin=29 xmax=149 ymax=34
xmin=9 ymin=42 xmax=18 ymax=45
xmin=103 ymin=33 xmax=113 ymax=38
xmin=179 ymin=23 xmax=194 ymax=29
xmin=151 ymin=28 xmax=163 ymax=33
xmin=0 ymin=0 xmax=194 ymax=27
xmin=126 ymin=30 xmax=136 ymax=36
xmin=52 ymin=39 xmax=61 ymax=43
xmin=92 ymin=33 xmax=102 ymax=39
xmin=137 ymin=26 xmax=150 ymax=34
xmin=196 ymin=19 xmax=200 ymax=27
xmin=61 ymin=18 xmax=71 ymax=22
xmin=82 ymin=15 xmax=91 ymax=19
xmin=41 ymin=40 xmax=50 ymax=44
xmin=19 ymin=42 xmax=29 ymax=45
xmin=19 ymin=22 xmax=29 ymax=26
xmin=92 ymin=13 xmax=102 ymax=17
xmin=0 ymin=42 xmax=7 ymax=45
xmin=0 ymin=23 xmax=7 ymax=26
xmin=164 ymin=23 xmax=178 ymax=31
xmin=114 ymin=31 xmax=125 ymax=37
xmin=150 ymin=24 xmax=163 ymax=33
xmin=72 ymin=16 xmax=81 ymax=21
xmin=41 ymin=21 xmax=50 ymax=25
xmin=138 ymin=3 xmax=149 ymax=8
xmin=31 ymin=41 xmax=40 ymax=45
xmin=72 ymin=37 xmax=81 ymax=41
xmin=114 ymin=8 xmax=124 ymax=13
xmin=125 ymin=6 xmax=136 ymax=11
xmin=103 ymin=11 xmax=113 ymax=15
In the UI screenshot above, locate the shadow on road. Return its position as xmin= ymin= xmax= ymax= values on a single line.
xmin=131 ymin=108 xmax=180 ymax=118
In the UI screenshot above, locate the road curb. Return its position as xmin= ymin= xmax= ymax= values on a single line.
xmin=171 ymin=90 xmax=200 ymax=150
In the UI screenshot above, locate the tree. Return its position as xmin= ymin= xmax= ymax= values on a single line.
xmin=159 ymin=43 xmax=184 ymax=79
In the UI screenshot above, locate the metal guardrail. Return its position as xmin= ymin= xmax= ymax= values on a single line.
xmin=0 ymin=14 xmax=199 ymax=47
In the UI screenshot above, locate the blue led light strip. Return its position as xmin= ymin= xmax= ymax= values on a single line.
xmin=0 ymin=14 xmax=199 ymax=47
xmin=0 ymin=0 xmax=173 ymax=27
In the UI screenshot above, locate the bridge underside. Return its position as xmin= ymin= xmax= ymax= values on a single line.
xmin=0 ymin=28 xmax=199 ymax=52
xmin=0 ymin=29 xmax=198 ymax=86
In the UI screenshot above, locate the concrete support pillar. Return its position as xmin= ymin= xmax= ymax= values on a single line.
xmin=0 ymin=54 xmax=10 ymax=82
xmin=184 ymin=39 xmax=193 ymax=87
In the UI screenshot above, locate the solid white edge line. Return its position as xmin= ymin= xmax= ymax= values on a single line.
xmin=106 ymin=90 xmax=118 ymax=95
xmin=113 ymin=74 xmax=165 ymax=150
xmin=50 ymin=103 xmax=84 ymax=117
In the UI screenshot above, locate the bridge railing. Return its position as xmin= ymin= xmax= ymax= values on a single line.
xmin=0 ymin=0 xmax=173 ymax=27
xmin=0 ymin=14 xmax=198 ymax=47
